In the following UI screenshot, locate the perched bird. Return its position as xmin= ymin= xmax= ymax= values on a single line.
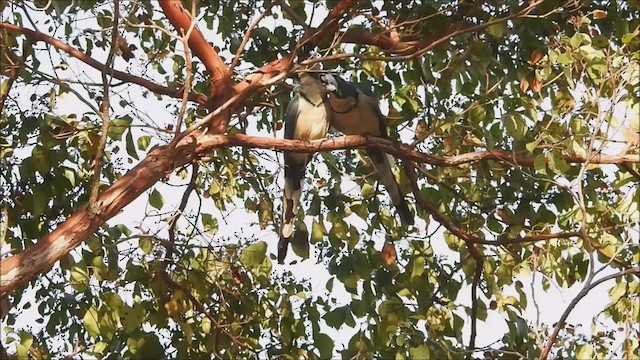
xmin=320 ymin=73 xmax=414 ymax=225
xmin=279 ymin=71 xmax=331 ymax=264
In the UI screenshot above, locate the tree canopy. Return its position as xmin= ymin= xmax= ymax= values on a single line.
xmin=1 ymin=0 xmax=639 ymax=359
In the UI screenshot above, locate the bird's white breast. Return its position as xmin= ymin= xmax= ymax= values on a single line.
xmin=294 ymin=99 xmax=330 ymax=140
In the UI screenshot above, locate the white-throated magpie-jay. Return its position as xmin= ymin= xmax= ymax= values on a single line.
xmin=279 ymin=72 xmax=331 ymax=264
xmin=320 ymin=73 xmax=414 ymax=226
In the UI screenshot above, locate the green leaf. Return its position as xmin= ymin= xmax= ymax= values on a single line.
xmin=409 ymin=344 xmax=430 ymax=359
xmin=122 ymin=303 xmax=146 ymax=334
xmin=32 ymin=188 xmax=46 ymax=220
xmin=505 ymin=115 xmax=528 ymax=140
xmin=93 ymin=342 xmax=108 ymax=355
xmin=570 ymin=31 xmax=583 ymax=48
xmin=534 ymin=153 xmax=547 ymax=175
xmin=70 ymin=263 xmax=89 ymax=292
xmin=291 ymin=227 xmax=310 ymax=260
xmin=127 ymin=333 xmax=163 ymax=359
xmin=486 ymin=18 xmax=506 ymax=38
xmin=137 ymin=135 xmax=151 ymax=151
xmin=347 ymin=225 xmax=360 ymax=250
xmin=444 ymin=232 xmax=464 ymax=251
xmin=240 ymin=241 xmax=267 ymax=268
xmin=315 ymin=333 xmax=334 ymax=359
xmin=361 ymin=183 xmax=375 ymax=198
xmin=324 ymin=305 xmax=348 ymax=329
xmin=31 ymin=145 xmax=49 ymax=173
xmin=622 ymin=32 xmax=637 ymax=45
xmin=17 ymin=332 xmax=33 ymax=359
xmin=608 ymin=282 xmax=627 ymax=303
xmin=576 ymin=344 xmax=594 ymax=359
xmin=149 ymin=189 xmax=164 ymax=209
xmin=209 ymin=180 xmax=221 ymax=195
xmin=558 ymin=52 xmax=573 ymax=65
xmin=139 ymin=236 xmax=153 ymax=254
xmin=310 ymin=219 xmax=326 ymax=244
xmin=201 ymin=213 xmax=218 ymax=234
xmin=257 ymin=196 xmax=272 ymax=229
xmin=548 ymin=150 xmax=571 ymax=174
xmin=108 ymin=116 xmax=132 ymax=141
xmin=469 ymin=104 xmax=488 ymax=124
xmin=411 ymin=256 xmax=425 ymax=279
xmin=63 ymin=168 xmax=76 ymax=186
xmin=526 ymin=139 xmax=541 ymax=153
xmin=125 ymin=128 xmax=138 ymax=160
xmin=83 ymin=306 xmax=100 ymax=338
xmin=329 ymin=220 xmax=348 ymax=240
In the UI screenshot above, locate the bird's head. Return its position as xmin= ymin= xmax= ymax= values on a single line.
xmin=319 ymin=73 xmax=339 ymax=93
xmin=320 ymin=73 xmax=358 ymax=100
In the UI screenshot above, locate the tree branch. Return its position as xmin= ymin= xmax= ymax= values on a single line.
xmin=158 ymin=0 xmax=232 ymax=105
xmin=0 ymin=53 xmax=22 ymax=112
xmin=1 ymin=131 xmax=636 ymax=297
xmin=89 ymin=0 xmax=120 ymax=204
xmin=539 ymin=267 xmax=640 ymax=360
xmin=193 ymin=134 xmax=640 ymax=167
xmin=0 ymin=22 xmax=208 ymax=106
xmin=230 ymin=2 xmax=276 ymax=73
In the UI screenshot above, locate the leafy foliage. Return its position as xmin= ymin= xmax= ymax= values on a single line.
xmin=1 ymin=0 xmax=639 ymax=359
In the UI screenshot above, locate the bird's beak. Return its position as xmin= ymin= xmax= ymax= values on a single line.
xmin=320 ymin=75 xmax=337 ymax=92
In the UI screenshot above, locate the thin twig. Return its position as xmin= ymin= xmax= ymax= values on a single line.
xmin=173 ymin=0 xmax=198 ymax=140
xmin=539 ymin=267 xmax=640 ymax=360
xmin=0 ymin=22 xmax=207 ymax=105
xmin=89 ymin=0 xmax=120 ymax=204
xmin=230 ymin=2 xmax=275 ymax=73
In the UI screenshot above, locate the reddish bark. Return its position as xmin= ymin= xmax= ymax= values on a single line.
xmin=0 ymin=0 xmax=361 ymax=297
xmin=158 ymin=0 xmax=230 ymax=99
xmin=158 ymin=0 xmax=234 ymax=133
xmin=0 ymin=141 xmax=197 ymax=297
xmin=1 ymin=131 xmax=638 ymax=296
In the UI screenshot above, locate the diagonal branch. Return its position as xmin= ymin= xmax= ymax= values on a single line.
xmin=538 ymin=267 xmax=640 ymax=360
xmin=158 ymin=0 xmax=231 ymax=103
xmin=0 ymin=22 xmax=208 ymax=106
xmin=0 ymin=54 xmax=23 ymax=112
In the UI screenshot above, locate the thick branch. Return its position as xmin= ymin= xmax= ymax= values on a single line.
xmin=158 ymin=0 xmax=231 ymax=103
xmin=308 ymin=0 xmax=544 ymax=61
xmin=194 ymin=134 xmax=640 ymax=166
xmin=0 ymin=23 xmax=207 ymax=106
xmin=1 ymin=132 xmax=637 ymax=296
xmin=0 ymin=136 xmax=200 ymax=297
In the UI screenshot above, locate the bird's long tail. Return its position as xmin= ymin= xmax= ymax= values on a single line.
xmin=279 ymin=176 xmax=302 ymax=263
xmin=369 ymin=150 xmax=414 ymax=225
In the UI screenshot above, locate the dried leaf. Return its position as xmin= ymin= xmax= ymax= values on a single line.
xmin=531 ymin=79 xmax=543 ymax=93
xmin=530 ymin=50 xmax=542 ymax=64
xmin=381 ymin=242 xmax=396 ymax=266
xmin=593 ymin=10 xmax=607 ymax=19
xmin=519 ymin=78 xmax=530 ymax=93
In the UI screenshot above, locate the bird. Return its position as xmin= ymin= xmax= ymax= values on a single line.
xmin=279 ymin=71 xmax=331 ymax=264
xmin=319 ymin=73 xmax=414 ymax=226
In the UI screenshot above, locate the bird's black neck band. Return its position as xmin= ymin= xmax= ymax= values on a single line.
xmin=300 ymin=92 xmax=326 ymax=107
xmin=329 ymin=92 xmax=359 ymax=114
